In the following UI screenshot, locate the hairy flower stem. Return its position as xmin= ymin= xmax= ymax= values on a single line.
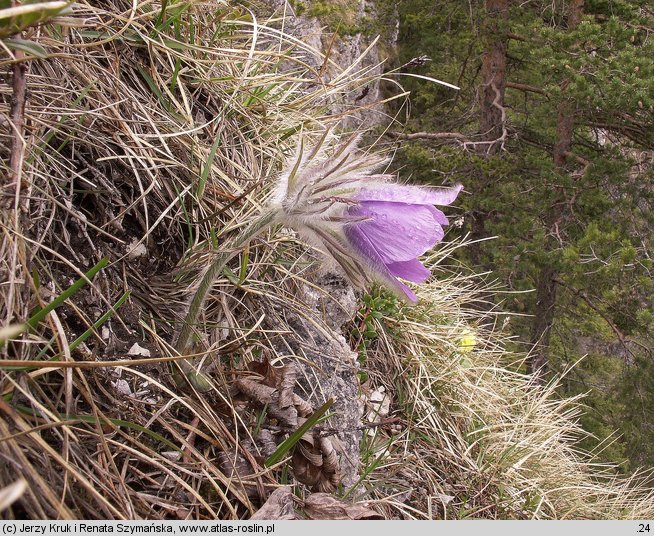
xmin=174 ymin=209 xmax=277 ymax=391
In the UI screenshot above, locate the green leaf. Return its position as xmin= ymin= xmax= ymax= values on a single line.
xmin=137 ymin=65 xmax=184 ymax=120
xmin=0 ymin=1 xmax=72 ymax=39
xmin=3 ymin=37 xmax=47 ymax=57
xmin=265 ymin=398 xmax=335 ymax=467
xmin=222 ymin=266 xmax=239 ymax=285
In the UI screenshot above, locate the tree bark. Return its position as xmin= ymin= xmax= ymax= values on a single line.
xmin=567 ymin=0 xmax=585 ymax=28
xmin=466 ymin=0 xmax=509 ymax=292
xmin=553 ymin=81 xmax=576 ymax=168
xmin=528 ymin=0 xmax=584 ymax=379
xmin=479 ymin=0 xmax=508 ymax=155
xmin=529 ymin=265 xmax=558 ymax=377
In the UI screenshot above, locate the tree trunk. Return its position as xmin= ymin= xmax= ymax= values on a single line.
xmin=552 ymin=0 xmax=584 ymax=167
xmin=528 ymin=0 xmax=584 ymax=379
xmin=467 ymin=0 xmax=509 ymax=294
xmin=529 ymin=265 xmax=558 ymax=377
xmin=567 ymin=0 xmax=585 ymax=28
xmin=553 ymin=86 xmax=575 ymax=168
xmin=479 ymin=0 xmax=508 ymax=155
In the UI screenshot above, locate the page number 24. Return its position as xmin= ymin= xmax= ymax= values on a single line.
xmin=638 ymin=525 xmax=650 ymax=533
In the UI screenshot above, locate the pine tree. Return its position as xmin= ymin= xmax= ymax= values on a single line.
xmin=391 ymin=0 xmax=654 ymax=467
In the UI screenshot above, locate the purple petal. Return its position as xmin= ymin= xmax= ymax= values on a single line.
xmin=429 ymin=207 xmax=449 ymax=226
xmin=355 ymin=183 xmax=463 ymax=206
xmin=387 ymin=259 xmax=431 ymax=283
xmin=345 ymin=224 xmax=419 ymax=302
xmin=398 ymin=284 xmax=418 ymax=302
xmin=347 ymin=201 xmax=444 ymax=263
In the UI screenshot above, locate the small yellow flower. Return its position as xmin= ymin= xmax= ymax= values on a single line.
xmin=458 ymin=329 xmax=477 ymax=354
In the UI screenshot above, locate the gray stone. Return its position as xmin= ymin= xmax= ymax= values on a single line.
xmin=264 ymin=272 xmax=362 ymax=489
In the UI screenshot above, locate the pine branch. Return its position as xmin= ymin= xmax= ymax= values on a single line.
xmin=389 ymin=131 xmax=469 ymax=141
xmin=506 ymin=32 xmax=527 ymax=42
xmin=506 ymin=81 xmax=549 ymax=97
xmin=553 ymin=277 xmax=636 ymax=362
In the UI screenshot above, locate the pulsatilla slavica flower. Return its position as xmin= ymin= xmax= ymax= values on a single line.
xmin=273 ymin=133 xmax=462 ymax=302
xmin=175 ymin=132 xmax=462 ymax=387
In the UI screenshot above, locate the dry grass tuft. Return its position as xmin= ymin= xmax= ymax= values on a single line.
xmin=359 ymin=250 xmax=654 ymax=519
xmin=0 ymin=0 xmax=652 ymax=521
xmin=0 ymin=0 xmax=386 ymax=519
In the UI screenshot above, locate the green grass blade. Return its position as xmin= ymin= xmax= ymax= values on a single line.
xmin=342 ymin=439 xmax=393 ymax=500
xmin=265 ymin=398 xmax=334 ymax=467
xmin=3 ymin=38 xmax=48 ymax=58
xmin=0 ymin=1 xmax=72 ymax=39
xmin=197 ymin=135 xmax=221 ymax=198
xmin=26 ymin=258 xmax=108 ymax=331
xmin=238 ymin=249 xmax=249 ymax=284
xmin=170 ymin=180 xmax=193 ymax=251
xmin=0 ymin=258 xmax=108 ymax=348
xmin=153 ymin=0 xmax=168 ymax=29
xmin=137 ymin=66 xmax=180 ymax=117
xmin=68 ymin=290 xmax=130 ymax=353
xmin=13 ymin=405 xmax=180 ymax=452
xmin=3 ymin=291 xmax=128 ymax=371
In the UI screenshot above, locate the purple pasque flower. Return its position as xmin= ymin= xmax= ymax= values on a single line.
xmin=273 ymin=131 xmax=462 ymax=302
xmin=344 ymin=184 xmax=463 ymax=302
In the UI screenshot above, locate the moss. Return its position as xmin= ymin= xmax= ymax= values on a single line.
xmin=288 ymin=0 xmax=306 ymax=16
xmin=294 ymin=0 xmax=362 ymax=36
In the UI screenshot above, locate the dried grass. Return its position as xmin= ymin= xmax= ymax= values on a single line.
xmin=0 ymin=0 xmax=652 ymax=521
xmin=0 ymin=0 xmax=384 ymax=519
xmin=360 ymin=250 xmax=654 ymax=519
